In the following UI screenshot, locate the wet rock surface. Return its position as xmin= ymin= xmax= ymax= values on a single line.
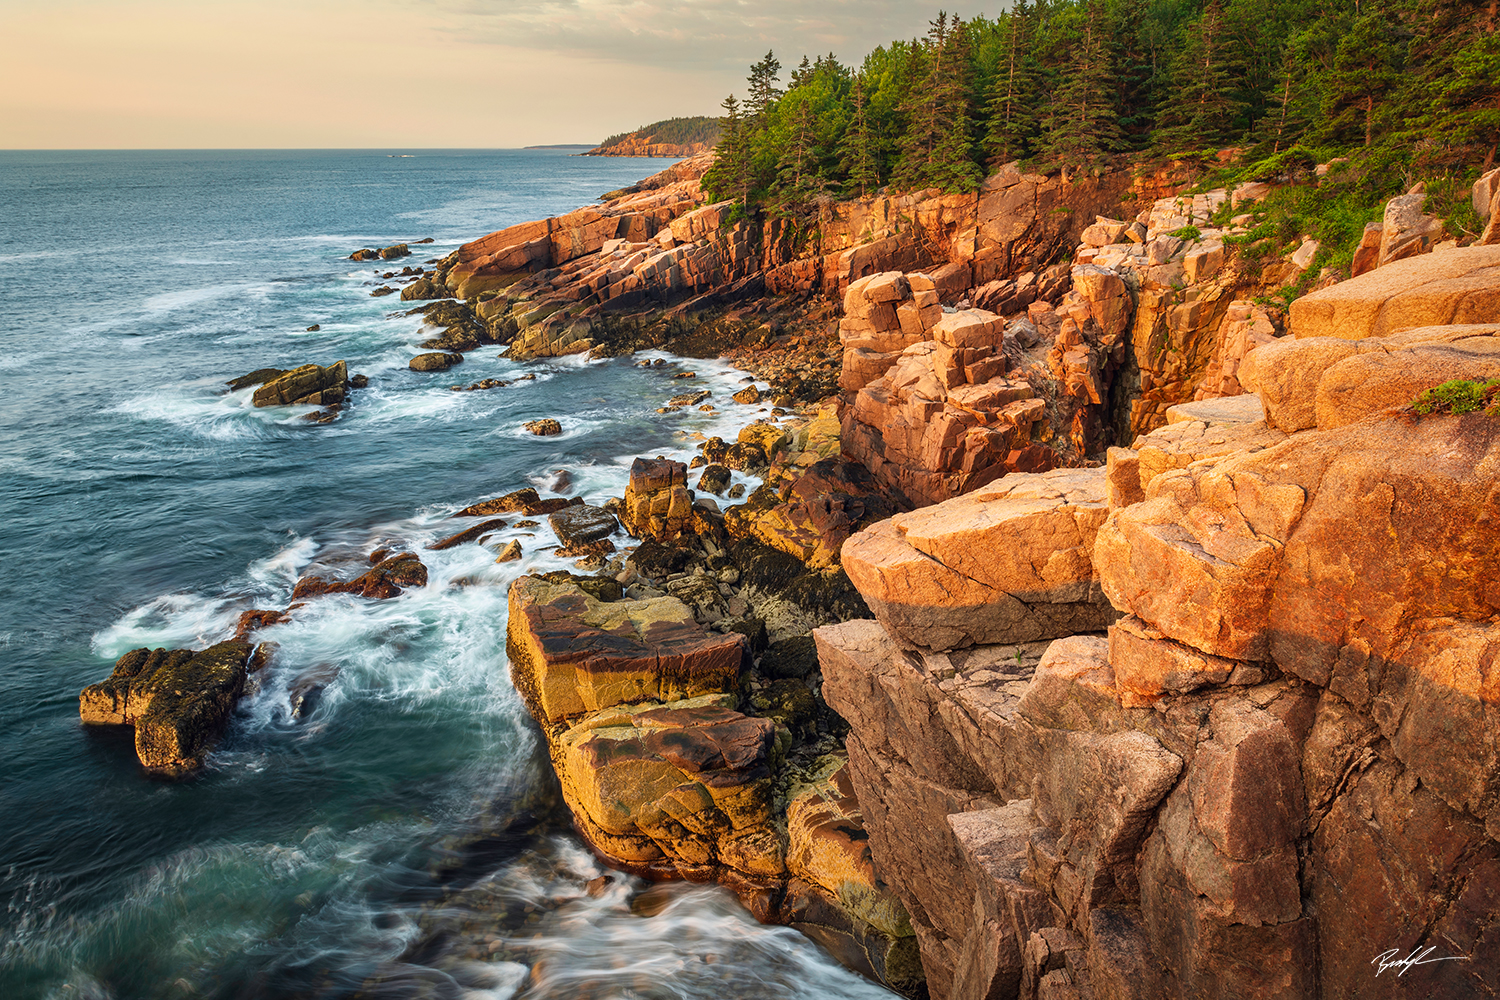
xmin=81 ymin=641 xmax=255 ymax=774
xmin=292 ymin=552 xmax=429 ymax=601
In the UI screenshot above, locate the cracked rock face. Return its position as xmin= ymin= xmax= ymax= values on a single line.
xmin=839 ymin=466 xmax=1119 ymax=651
xmin=820 ymin=323 xmax=1500 ymax=999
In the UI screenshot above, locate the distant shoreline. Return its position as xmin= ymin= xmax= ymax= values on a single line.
xmin=522 ymin=143 xmax=599 ymax=150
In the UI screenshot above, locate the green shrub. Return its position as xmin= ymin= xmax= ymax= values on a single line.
xmin=1411 ymin=379 xmax=1500 ymax=416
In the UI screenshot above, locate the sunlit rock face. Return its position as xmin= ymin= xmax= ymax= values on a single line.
xmin=820 ymin=323 xmax=1500 ymax=1000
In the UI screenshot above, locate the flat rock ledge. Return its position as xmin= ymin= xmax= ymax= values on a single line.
xmin=840 ymin=466 xmax=1119 ymax=651
xmin=818 ymin=324 xmax=1500 ymax=1000
xmin=505 ymin=572 xmax=922 ymax=995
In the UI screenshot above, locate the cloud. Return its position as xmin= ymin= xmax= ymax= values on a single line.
xmin=419 ymin=0 xmax=941 ymax=74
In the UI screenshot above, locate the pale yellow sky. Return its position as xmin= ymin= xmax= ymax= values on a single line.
xmin=0 ymin=0 xmax=940 ymax=148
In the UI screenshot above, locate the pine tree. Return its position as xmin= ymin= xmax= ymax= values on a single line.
xmin=1151 ymin=0 xmax=1246 ymax=151
xmin=746 ymin=51 xmax=784 ymax=128
xmin=702 ymin=94 xmax=751 ymax=207
xmin=776 ymin=96 xmax=825 ymax=207
xmin=1320 ymin=10 xmax=1406 ymax=148
xmin=1251 ymin=37 xmax=1319 ymax=155
xmin=1037 ymin=3 xmax=1125 ymax=166
xmin=892 ymin=12 xmax=982 ymax=191
xmin=839 ymin=75 xmax=882 ymax=197
xmin=790 ymin=55 xmax=814 ymax=89
xmin=1398 ymin=0 xmax=1500 ymax=166
xmin=984 ymin=0 xmax=1038 ymax=163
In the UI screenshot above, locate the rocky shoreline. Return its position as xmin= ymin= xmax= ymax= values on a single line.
xmin=79 ymin=152 xmax=1500 ymax=998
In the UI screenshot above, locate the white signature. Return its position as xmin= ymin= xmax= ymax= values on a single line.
xmin=1372 ymin=947 xmax=1470 ymax=977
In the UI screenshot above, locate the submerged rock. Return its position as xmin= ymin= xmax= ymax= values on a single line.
xmin=426 ymin=518 xmax=508 ymax=551
xmin=291 ymin=552 xmax=428 ymax=601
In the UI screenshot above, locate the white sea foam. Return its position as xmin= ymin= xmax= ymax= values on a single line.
xmin=112 ymin=388 xmax=314 ymax=441
xmin=92 ymin=592 xmax=242 ymax=658
xmin=141 ymin=283 xmax=266 ymax=313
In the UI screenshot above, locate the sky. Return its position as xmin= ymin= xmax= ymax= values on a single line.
xmin=0 ymin=0 xmax=964 ymax=149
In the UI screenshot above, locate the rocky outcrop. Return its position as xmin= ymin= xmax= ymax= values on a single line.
xmin=836 ymin=271 xmax=1061 ymax=505
xmin=724 ymin=454 xmax=901 ymax=572
xmin=80 ymin=641 xmax=255 ymax=775
xmin=233 ymin=361 xmax=350 ymax=407
xmin=1289 ymin=244 xmax=1500 ymax=340
xmin=506 ymin=573 xmax=746 ymax=728
xmin=840 ymin=467 xmax=1117 ymax=650
xmin=1241 ymin=323 xmax=1500 ymax=432
xmin=350 ymin=243 xmax=411 ymax=261
xmin=818 ymin=322 xmax=1500 ymax=999
xmin=453 ymin=487 xmax=579 ymax=518
xmin=410 ymin=352 xmax=463 ymax=372
xmin=620 ymin=458 xmax=697 ymax=543
xmin=505 ymin=573 xmax=919 ymax=993
xmin=430 ymin=157 xmax=1134 ymax=363
xmin=292 ymin=552 xmax=428 ymax=600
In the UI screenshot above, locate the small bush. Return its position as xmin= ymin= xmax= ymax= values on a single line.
xmin=1411 ymin=379 xmax=1500 ymax=416
xmin=1170 ymin=225 xmax=1202 ymax=241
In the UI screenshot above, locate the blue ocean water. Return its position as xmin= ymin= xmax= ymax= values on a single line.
xmin=0 ymin=150 xmax=892 ymax=999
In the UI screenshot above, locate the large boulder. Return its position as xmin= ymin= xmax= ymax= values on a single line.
xmin=548 ymin=504 xmax=618 ymax=548
xmin=1241 ymin=324 xmax=1500 ymax=432
xmin=551 ymin=694 xmax=784 ymax=879
xmin=620 ymin=457 xmax=694 ymax=542
xmin=1288 ymin=244 xmax=1500 ymax=340
xmin=840 ymin=467 xmax=1117 ymax=650
xmin=505 ymin=574 xmax=746 ymax=723
xmin=409 ymin=352 xmax=464 ymax=372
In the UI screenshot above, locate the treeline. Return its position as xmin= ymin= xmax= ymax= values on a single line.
xmin=596 ymin=117 xmax=722 ymax=151
xmin=702 ymin=0 xmax=1500 ymax=211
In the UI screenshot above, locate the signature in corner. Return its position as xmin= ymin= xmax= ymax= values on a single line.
xmin=1372 ymin=947 xmax=1470 ymax=977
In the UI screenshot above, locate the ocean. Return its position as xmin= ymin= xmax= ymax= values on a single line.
xmin=0 ymin=149 xmax=893 ymax=999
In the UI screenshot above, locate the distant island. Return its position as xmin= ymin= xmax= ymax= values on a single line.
xmin=582 ymin=116 xmax=720 ymax=157
xmin=523 ymin=143 xmax=600 ymax=150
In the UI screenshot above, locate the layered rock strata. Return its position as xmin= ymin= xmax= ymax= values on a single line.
xmin=818 ymin=323 xmax=1500 ymax=1000
xmin=428 ymin=158 xmax=1133 ymax=362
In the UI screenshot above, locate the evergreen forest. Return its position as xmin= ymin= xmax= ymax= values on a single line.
xmin=700 ymin=0 xmax=1500 ymax=215
xmin=596 ymin=117 xmax=723 ymax=151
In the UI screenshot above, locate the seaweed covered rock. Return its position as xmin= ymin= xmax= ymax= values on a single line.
xmin=80 ymin=641 xmax=254 ymax=774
